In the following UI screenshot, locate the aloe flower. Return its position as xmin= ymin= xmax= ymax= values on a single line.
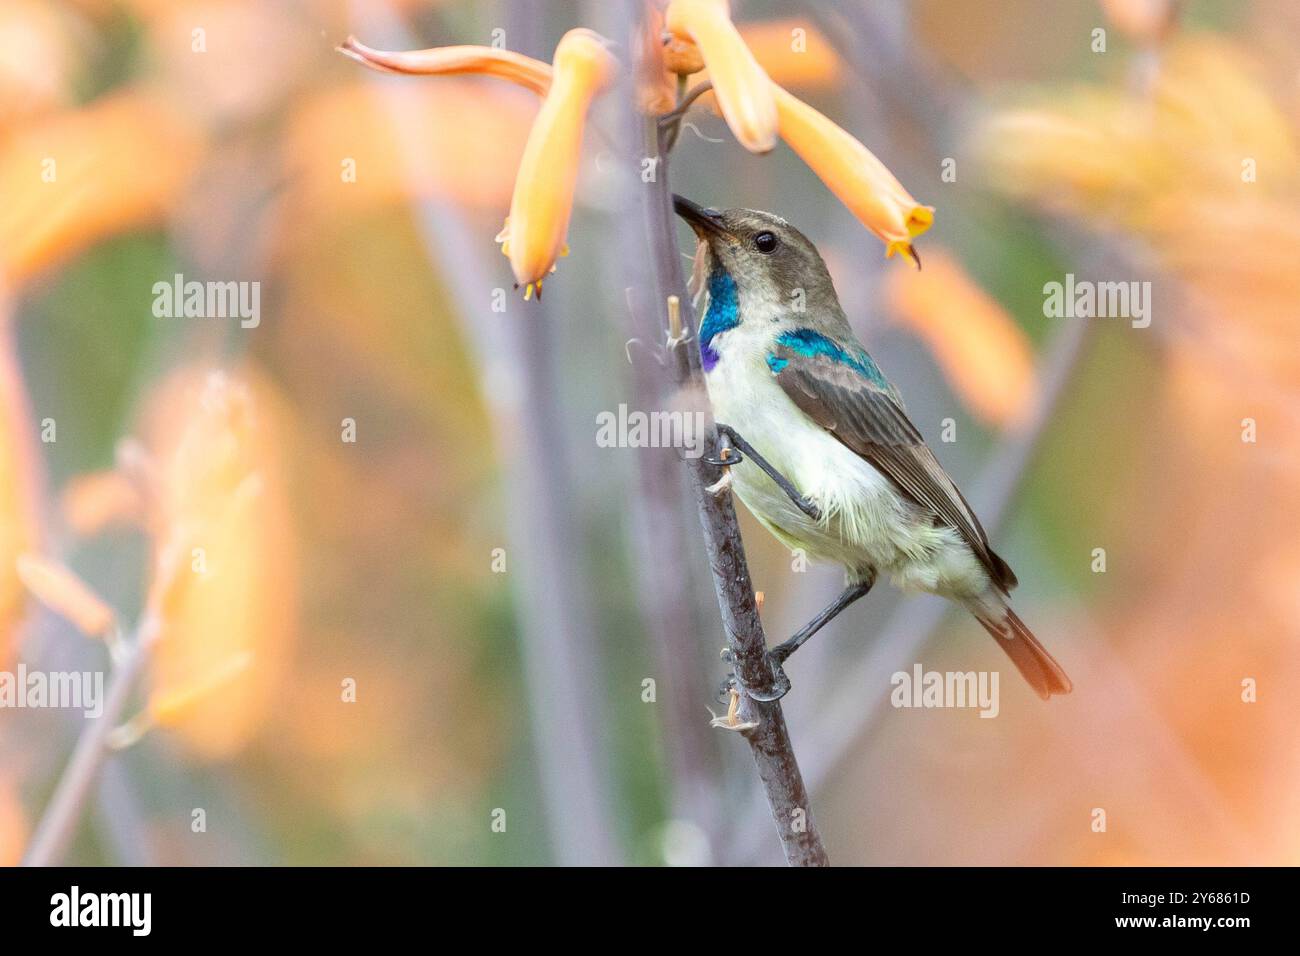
xmin=498 ymin=29 xmax=617 ymax=298
xmin=664 ymin=0 xmax=778 ymax=153
xmin=773 ymin=84 xmax=933 ymax=265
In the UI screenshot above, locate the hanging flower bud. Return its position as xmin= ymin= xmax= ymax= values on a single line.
xmin=499 ymin=29 xmax=617 ymax=298
xmin=773 ymin=84 xmax=933 ymax=265
xmin=665 ymin=0 xmax=778 ymax=153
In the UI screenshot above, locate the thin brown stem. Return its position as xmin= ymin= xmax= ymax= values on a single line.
xmin=659 ymin=80 xmax=714 ymax=125
xmin=639 ymin=115 xmax=828 ymax=866
xmin=660 ymin=81 xmax=713 ymax=154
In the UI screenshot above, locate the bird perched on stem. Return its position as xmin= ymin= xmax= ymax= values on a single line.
xmin=674 ymin=195 xmax=1071 ymax=702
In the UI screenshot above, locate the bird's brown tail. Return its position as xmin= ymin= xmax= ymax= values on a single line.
xmin=974 ymin=608 xmax=1072 ymax=700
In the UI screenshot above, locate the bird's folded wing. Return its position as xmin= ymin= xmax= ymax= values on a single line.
xmin=773 ymin=346 xmax=1017 ymax=592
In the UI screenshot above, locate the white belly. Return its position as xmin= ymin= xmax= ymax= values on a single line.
xmin=704 ymin=336 xmax=989 ymax=597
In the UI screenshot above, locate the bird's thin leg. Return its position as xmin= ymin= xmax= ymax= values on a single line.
xmin=736 ymin=581 xmax=873 ymax=703
xmin=771 ymin=581 xmax=873 ymax=665
xmin=713 ymin=423 xmax=821 ymax=521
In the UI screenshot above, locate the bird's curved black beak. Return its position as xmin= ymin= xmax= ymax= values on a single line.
xmin=672 ymin=194 xmax=727 ymax=238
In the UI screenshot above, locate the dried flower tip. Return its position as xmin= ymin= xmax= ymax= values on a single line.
xmin=705 ymin=468 xmax=734 ymax=495
xmin=708 ymin=688 xmax=759 ymax=730
xmin=337 ymin=36 xmax=553 ymax=96
xmin=666 ymin=294 xmax=684 ymax=344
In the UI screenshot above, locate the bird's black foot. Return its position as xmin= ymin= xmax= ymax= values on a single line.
xmin=747 ymin=652 xmax=792 ymax=702
xmin=716 ymin=647 xmax=793 ymax=703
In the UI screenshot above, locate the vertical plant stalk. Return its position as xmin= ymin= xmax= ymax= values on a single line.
xmin=22 ymin=617 xmax=159 ymax=866
xmin=640 ymin=114 xmax=828 ymax=866
xmin=615 ymin=80 xmax=722 ymax=852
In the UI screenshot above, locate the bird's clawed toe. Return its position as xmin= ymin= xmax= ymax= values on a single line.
xmin=745 ymin=653 xmax=792 ymax=701
xmin=716 ymin=644 xmax=792 ymax=707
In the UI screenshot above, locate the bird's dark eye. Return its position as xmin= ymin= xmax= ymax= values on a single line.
xmin=754 ymin=231 xmax=779 ymax=254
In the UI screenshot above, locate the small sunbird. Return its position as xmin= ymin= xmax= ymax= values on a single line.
xmin=674 ymin=196 xmax=1071 ymax=702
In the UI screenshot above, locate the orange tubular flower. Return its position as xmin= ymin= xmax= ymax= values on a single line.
xmin=499 ymin=29 xmax=617 ymax=298
xmin=885 ymin=249 xmax=1035 ymax=428
xmin=773 ymin=84 xmax=933 ymax=265
xmin=738 ymin=20 xmax=843 ymax=91
xmin=337 ymin=37 xmax=553 ymax=96
xmin=141 ymin=367 xmax=298 ymax=761
xmin=665 ymin=0 xmax=778 ymax=153
xmin=0 ymin=90 xmax=202 ymax=288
